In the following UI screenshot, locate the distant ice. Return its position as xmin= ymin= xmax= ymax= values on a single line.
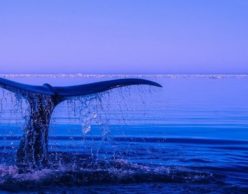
xmin=0 ymin=73 xmax=248 ymax=79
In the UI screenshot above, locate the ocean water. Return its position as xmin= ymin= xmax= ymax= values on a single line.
xmin=0 ymin=74 xmax=248 ymax=193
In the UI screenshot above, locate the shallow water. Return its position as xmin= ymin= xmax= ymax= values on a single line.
xmin=0 ymin=74 xmax=248 ymax=193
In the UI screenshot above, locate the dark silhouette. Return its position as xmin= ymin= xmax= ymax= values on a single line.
xmin=0 ymin=77 xmax=161 ymax=168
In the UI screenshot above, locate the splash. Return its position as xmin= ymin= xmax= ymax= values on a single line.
xmin=0 ymin=77 xmax=166 ymax=193
xmin=0 ymin=77 xmax=161 ymax=169
xmin=0 ymin=160 xmax=223 ymax=192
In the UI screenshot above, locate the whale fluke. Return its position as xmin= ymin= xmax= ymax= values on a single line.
xmin=54 ymin=78 xmax=162 ymax=100
xmin=0 ymin=78 xmax=161 ymax=98
xmin=0 ymin=77 xmax=162 ymax=169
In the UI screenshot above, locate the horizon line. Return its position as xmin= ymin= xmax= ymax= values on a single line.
xmin=1 ymin=73 xmax=248 ymax=78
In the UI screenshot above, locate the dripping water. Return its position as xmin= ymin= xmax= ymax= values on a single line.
xmin=0 ymin=89 xmax=29 ymax=165
xmin=0 ymin=86 xmax=175 ymax=191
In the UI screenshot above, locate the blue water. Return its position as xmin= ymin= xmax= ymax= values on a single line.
xmin=0 ymin=74 xmax=248 ymax=193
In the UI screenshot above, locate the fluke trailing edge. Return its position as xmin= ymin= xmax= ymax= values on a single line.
xmin=0 ymin=77 xmax=162 ymax=168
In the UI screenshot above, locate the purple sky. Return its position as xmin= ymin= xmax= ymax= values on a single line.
xmin=0 ymin=0 xmax=247 ymax=74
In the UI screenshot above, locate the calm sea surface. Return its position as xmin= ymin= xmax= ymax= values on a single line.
xmin=0 ymin=74 xmax=247 ymax=193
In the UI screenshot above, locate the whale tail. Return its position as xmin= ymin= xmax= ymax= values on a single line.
xmin=0 ymin=77 xmax=161 ymax=100
xmin=0 ymin=77 xmax=162 ymax=168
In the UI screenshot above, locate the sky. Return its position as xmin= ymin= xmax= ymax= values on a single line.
xmin=0 ymin=0 xmax=247 ymax=74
